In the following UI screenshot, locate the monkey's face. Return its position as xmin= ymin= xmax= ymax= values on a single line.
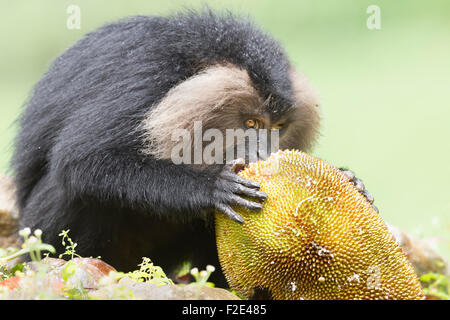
xmin=140 ymin=64 xmax=320 ymax=166
xmin=205 ymin=107 xmax=311 ymax=165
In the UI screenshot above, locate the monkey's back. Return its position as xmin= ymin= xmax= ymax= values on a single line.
xmin=13 ymin=10 xmax=293 ymax=211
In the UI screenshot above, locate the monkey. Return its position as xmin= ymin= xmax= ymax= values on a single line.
xmin=12 ymin=9 xmax=375 ymax=287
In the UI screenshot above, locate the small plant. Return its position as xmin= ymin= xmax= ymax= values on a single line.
xmin=122 ymin=257 xmax=173 ymax=286
xmin=176 ymin=261 xmax=193 ymax=279
xmin=420 ymin=272 xmax=450 ymax=300
xmin=0 ymin=228 xmax=91 ymax=299
xmin=58 ymin=230 xmax=81 ymax=260
xmin=0 ymin=228 xmax=61 ymax=299
xmin=1 ymin=228 xmax=224 ymax=300
xmin=190 ymin=265 xmax=216 ymax=288
xmin=189 ymin=265 xmax=216 ymax=299
xmin=60 ymin=260 xmax=90 ymax=300
xmin=0 ymin=228 xmax=55 ymax=267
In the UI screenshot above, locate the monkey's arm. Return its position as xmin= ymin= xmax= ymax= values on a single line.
xmin=49 ymin=125 xmax=266 ymax=223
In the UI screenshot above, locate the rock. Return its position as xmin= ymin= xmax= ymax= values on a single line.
xmin=0 ymin=276 xmax=21 ymax=290
xmin=0 ymin=233 xmax=20 ymax=250
xmin=3 ymin=258 xmax=239 ymax=300
xmin=425 ymin=294 xmax=444 ymax=300
xmin=0 ymin=175 xmax=18 ymax=221
xmin=0 ymin=175 xmax=19 ymax=249
xmin=93 ymin=278 xmax=240 ymax=300
xmin=70 ymin=258 xmax=117 ymax=289
xmin=27 ymin=257 xmax=68 ymax=271
xmin=0 ymin=257 xmax=117 ymax=299
xmin=387 ymin=223 xmax=449 ymax=276
xmin=27 ymin=257 xmax=116 ymax=290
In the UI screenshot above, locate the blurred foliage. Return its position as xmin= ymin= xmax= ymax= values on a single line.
xmin=0 ymin=0 xmax=449 ymax=260
xmin=420 ymin=272 xmax=449 ymax=300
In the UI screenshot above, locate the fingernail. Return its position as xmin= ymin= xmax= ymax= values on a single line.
xmin=252 ymin=203 xmax=263 ymax=211
xmin=363 ymin=190 xmax=374 ymax=203
xmin=251 ymin=181 xmax=260 ymax=188
xmin=234 ymin=214 xmax=244 ymax=224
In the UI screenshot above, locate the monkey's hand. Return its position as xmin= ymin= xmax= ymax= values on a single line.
xmin=340 ymin=168 xmax=379 ymax=213
xmin=213 ymin=159 xmax=267 ymax=224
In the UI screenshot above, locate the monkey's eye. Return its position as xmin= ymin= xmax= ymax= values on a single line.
xmin=272 ymin=123 xmax=285 ymax=130
xmin=245 ymin=119 xmax=260 ymax=129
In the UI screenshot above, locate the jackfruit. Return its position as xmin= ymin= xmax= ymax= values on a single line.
xmin=215 ymin=150 xmax=424 ymax=300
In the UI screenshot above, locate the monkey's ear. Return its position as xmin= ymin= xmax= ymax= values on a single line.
xmin=278 ymin=68 xmax=321 ymax=152
xmin=289 ymin=67 xmax=321 ymax=110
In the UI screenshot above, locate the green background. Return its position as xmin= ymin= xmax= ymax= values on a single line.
xmin=1 ymin=1 xmax=449 ymax=260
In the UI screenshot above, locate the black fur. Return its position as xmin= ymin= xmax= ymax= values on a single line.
xmin=13 ymin=9 xmax=298 ymax=285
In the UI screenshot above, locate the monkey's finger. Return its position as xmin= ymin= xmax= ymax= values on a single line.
xmin=230 ymin=194 xmax=263 ymax=212
xmin=362 ymin=190 xmax=374 ymax=204
xmin=340 ymin=169 xmax=355 ymax=181
xmin=341 ymin=169 xmax=365 ymax=192
xmin=340 ymin=168 xmax=378 ymax=213
xmin=235 ymin=176 xmax=261 ymax=189
xmin=353 ymin=178 xmax=365 ymax=192
xmin=216 ymin=203 xmax=244 ymax=224
xmin=235 ymin=184 xmax=267 ymax=200
xmin=222 ymin=171 xmax=260 ymax=189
